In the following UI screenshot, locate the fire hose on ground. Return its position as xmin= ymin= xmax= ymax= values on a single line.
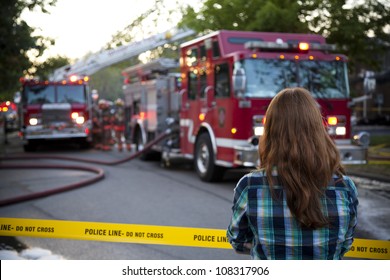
xmin=0 ymin=129 xmax=172 ymax=207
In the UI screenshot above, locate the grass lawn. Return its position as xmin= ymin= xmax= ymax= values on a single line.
xmin=345 ymin=135 xmax=390 ymax=181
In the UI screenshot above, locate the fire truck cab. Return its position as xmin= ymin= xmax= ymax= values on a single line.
xmin=123 ymin=30 xmax=369 ymax=182
xmin=18 ymin=75 xmax=93 ymax=151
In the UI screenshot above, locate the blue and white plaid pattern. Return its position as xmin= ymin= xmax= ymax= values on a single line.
xmin=227 ymin=170 xmax=358 ymax=260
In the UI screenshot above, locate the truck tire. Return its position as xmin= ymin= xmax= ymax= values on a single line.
xmin=195 ymin=133 xmax=225 ymax=182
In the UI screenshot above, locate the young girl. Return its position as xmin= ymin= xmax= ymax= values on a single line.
xmin=227 ymin=87 xmax=358 ymax=260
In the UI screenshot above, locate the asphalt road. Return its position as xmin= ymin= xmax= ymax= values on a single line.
xmin=0 ymin=132 xmax=389 ymax=259
xmin=0 ymin=136 xmax=250 ymax=259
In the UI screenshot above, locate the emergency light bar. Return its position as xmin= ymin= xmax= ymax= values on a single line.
xmin=20 ymin=75 xmax=89 ymax=84
xmin=245 ymin=40 xmax=336 ymax=53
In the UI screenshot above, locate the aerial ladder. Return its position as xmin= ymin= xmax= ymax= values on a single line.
xmin=50 ymin=28 xmax=195 ymax=81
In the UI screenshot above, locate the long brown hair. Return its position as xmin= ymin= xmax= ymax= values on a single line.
xmin=259 ymin=87 xmax=345 ymax=229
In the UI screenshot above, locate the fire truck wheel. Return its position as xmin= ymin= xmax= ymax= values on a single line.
xmin=195 ymin=133 xmax=225 ymax=182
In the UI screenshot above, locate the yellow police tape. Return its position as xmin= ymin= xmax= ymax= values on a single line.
xmin=0 ymin=217 xmax=389 ymax=260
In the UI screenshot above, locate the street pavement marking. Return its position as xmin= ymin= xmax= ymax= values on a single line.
xmin=0 ymin=217 xmax=388 ymax=259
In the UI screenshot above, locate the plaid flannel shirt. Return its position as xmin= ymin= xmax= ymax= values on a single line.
xmin=227 ymin=169 xmax=358 ymax=260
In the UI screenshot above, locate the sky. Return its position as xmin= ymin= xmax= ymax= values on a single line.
xmin=21 ymin=0 xmax=189 ymax=61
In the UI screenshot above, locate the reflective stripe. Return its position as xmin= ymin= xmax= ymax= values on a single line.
xmin=180 ymin=119 xmax=195 ymax=143
xmin=181 ymin=119 xmax=249 ymax=149
xmin=216 ymin=138 xmax=248 ymax=148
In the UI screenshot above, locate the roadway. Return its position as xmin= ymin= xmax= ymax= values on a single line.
xmin=0 ymin=131 xmax=389 ymax=259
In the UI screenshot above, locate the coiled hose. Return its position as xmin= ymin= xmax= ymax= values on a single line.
xmin=0 ymin=130 xmax=171 ymax=207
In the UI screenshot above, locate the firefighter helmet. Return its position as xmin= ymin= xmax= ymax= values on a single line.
xmin=98 ymin=99 xmax=108 ymax=109
xmin=115 ymin=98 xmax=124 ymax=107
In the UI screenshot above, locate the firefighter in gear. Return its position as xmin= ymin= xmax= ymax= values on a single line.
xmin=99 ymin=99 xmax=112 ymax=151
xmin=91 ymin=101 xmax=102 ymax=149
xmin=113 ymin=98 xmax=130 ymax=152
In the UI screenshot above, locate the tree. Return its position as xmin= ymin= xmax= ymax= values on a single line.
xmin=34 ymin=55 xmax=70 ymax=80
xmin=88 ymin=0 xmax=188 ymax=101
xmin=179 ymin=0 xmax=307 ymax=33
xmin=299 ymin=0 xmax=390 ymax=72
xmin=89 ymin=65 xmax=125 ymax=102
xmin=0 ymin=0 xmax=57 ymax=101
xmin=179 ymin=0 xmax=390 ymax=73
xmin=106 ymin=0 xmax=190 ymax=63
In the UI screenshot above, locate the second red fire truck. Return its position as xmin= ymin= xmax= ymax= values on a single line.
xmin=17 ymin=75 xmax=93 ymax=151
xmin=122 ymin=30 xmax=369 ymax=182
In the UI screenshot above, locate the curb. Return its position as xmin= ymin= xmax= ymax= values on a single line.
xmin=348 ymin=171 xmax=390 ymax=184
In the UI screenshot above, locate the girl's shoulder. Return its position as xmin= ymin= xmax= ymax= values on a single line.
xmin=332 ymin=174 xmax=358 ymax=196
xmin=238 ymin=169 xmax=278 ymax=189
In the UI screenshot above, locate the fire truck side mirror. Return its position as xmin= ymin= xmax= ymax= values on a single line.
xmin=233 ymin=68 xmax=246 ymax=95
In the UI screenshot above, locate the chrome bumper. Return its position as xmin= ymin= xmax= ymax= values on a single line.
xmin=23 ymin=123 xmax=91 ymax=142
xmin=233 ymin=142 xmax=368 ymax=167
xmin=233 ymin=144 xmax=259 ymax=167
xmin=338 ymin=144 xmax=368 ymax=164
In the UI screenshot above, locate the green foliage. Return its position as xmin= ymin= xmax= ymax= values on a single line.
xmin=107 ymin=0 xmax=184 ymax=49
xmin=369 ymin=135 xmax=390 ymax=147
xmin=89 ymin=66 xmax=124 ymax=102
xmin=0 ymin=0 xmax=57 ymax=101
xmin=179 ymin=0 xmax=307 ymax=33
xmin=106 ymin=0 xmax=188 ymax=64
xmin=299 ymin=0 xmax=390 ymax=72
xmin=179 ymin=0 xmax=390 ymax=73
xmin=34 ymin=56 xmax=70 ymax=80
xmin=247 ymin=1 xmax=308 ymax=32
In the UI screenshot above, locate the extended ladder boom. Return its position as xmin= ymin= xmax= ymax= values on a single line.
xmin=51 ymin=28 xmax=195 ymax=81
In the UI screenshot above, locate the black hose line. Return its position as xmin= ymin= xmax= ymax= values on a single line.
xmin=0 ymin=130 xmax=171 ymax=207
xmin=0 ymin=164 xmax=105 ymax=207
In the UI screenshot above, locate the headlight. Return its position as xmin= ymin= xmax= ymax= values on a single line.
xmin=335 ymin=127 xmax=346 ymax=135
xmin=326 ymin=115 xmax=346 ymax=136
xmin=75 ymin=116 xmax=85 ymax=124
xmin=29 ymin=118 xmax=38 ymax=125
xmin=254 ymin=126 xmax=264 ymax=136
xmin=72 ymin=112 xmax=85 ymax=124
xmin=353 ymin=131 xmax=370 ymax=147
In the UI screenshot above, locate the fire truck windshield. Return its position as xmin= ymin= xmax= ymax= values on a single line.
xmin=57 ymin=85 xmax=86 ymax=104
xmin=24 ymin=84 xmax=86 ymax=104
xmin=240 ymin=59 xmax=349 ymax=99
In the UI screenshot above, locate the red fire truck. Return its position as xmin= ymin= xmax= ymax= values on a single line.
xmin=14 ymin=29 xmax=193 ymax=153
xmin=122 ymin=30 xmax=369 ymax=182
xmin=17 ymin=75 xmax=93 ymax=151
